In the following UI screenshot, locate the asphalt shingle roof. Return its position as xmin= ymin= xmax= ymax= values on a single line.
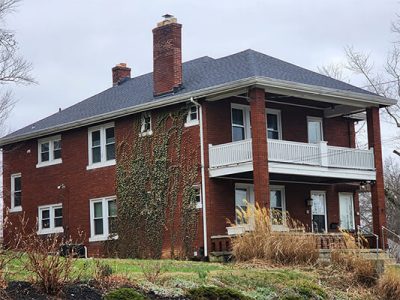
xmin=4 ymin=49 xmax=382 ymax=141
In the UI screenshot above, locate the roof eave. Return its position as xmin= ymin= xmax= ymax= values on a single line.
xmin=0 ymin=76 xmax=395 ymax=147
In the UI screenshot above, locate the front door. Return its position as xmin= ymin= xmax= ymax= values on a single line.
xmin=339 ymin=193 xmax=355 ymax=230
xmin=311 ymin=191 xmax=327 ymax=233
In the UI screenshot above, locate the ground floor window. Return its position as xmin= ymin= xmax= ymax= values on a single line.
xmin=89 ymin=196 xmax=117 ymax=242
xmin=339 ymin=192 xmax=355 ymax=230
xmin=311 ymin=191 xmax=327 ymax=233
xmin=37 ymin=204 xmax=63 ymax=235
xmin=235 ymin=183 xmax=254 ymax=225
xmin=270 ymin=185 xmax=286 ymax=229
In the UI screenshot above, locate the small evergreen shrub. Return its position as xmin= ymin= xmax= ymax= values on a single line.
xmin=187 ymin=286 xmax=251 ymax=300
xmin=104 ymin=288 xmax=148 ymax=300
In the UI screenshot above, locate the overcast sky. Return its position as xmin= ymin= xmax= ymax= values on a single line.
xmin=3 ymin=0 xmax=400 ymax=157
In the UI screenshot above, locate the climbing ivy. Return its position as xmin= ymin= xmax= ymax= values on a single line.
xmin=113 ymin=107 xmax=200 ymax=259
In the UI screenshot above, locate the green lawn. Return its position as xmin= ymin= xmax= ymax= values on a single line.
xmin=3 ymin=255 xmax=386 ymax=299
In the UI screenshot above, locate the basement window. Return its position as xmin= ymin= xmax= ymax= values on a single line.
xmin=185 ymin=105 xmax=199 ymax=127
xmin=10 ymin=173 xmax=22 ymax=212
xmin=37 ymin=204 xmax=63 ymax=235
xmin=89 ymin=196 xmax=118 ymax=242
xmin=36 ymin=135 xmax=62 ymax=168
xmin=140 ymin=112 xmax=152 ymax=136
xmin=87 ymin=122 xmax=116 ymax=170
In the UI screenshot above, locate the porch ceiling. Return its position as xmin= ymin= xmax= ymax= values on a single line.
xmin=216 ymin=171 xmax=366 ymax=185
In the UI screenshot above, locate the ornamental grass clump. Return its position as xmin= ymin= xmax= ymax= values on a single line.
xmin=230 ymin=203 xmax=319 ymax=265
xmin=377 ymin=267 xmax=400 ymax=300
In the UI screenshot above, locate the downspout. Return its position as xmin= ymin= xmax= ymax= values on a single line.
xmin=189 ymin=97 xmax=208 ymax=257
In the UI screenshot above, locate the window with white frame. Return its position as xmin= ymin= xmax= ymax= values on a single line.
xmin=270 ymin=185 xmax=286 ymax=228
xmin=38 ymin=204 xmax=63 ymax=234
xmin=193 ymin=185 xmax=202 ymax=209
xmin=10 ymin=173 xmax=22 ymax=212
xmin=307 ymin=116 xmax=323 ymax=144
xmin=234 ymin=183 xmax=254 ymax=225
xmin=266 ymin=109 xmax=282 ymax=140
xmin=89 ymin=197 xmax=117 ymax=242
xmin=87 ymin=123 xmax=115 ymax=169
xmin=185 ymin=105 xmax=199 ymax=127
xmin=231 ymin=104 xmax=251 ymax=142
xmin=37 ymin=135 xmax=62 ymax=167
xmin=140 ymin=112 xmax=152 ymax=136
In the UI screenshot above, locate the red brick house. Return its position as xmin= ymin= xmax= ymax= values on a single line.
xmin=1 ymin=16 xmax=395 ymax=257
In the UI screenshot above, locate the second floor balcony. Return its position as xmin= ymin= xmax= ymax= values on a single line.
xmin=208 ymin=139 xmax=376 ymax=180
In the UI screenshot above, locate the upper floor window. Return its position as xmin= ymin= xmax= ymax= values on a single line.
xmin=231 ymin=104 xmax=251 ymax=142
xmin=87 ymin=123 xmax=115 ymax=170
xmin=10 ymin=173 xmax=22 ymax=212
xmin=37 ymin=135 xmax=62 ymax=168
xmin=266 ymin=109 xmax=282 ymax=140
xmin=185 ymin=105 xmax=199 ymax=127
xmin=37 ymin=204 xmax=63 ymax=235
xmin=307 ymin=116 xmax=323 ymax=143
xmin=140 ymin=112 xmax=152 ymax=136
xmin=89 ymin=196 xmax=117 ymax=242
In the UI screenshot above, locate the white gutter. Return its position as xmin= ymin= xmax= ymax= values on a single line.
xmin=189 ymin=97 xmax=208 ymax=258
xmin=0 ymin=76 xmax=396 ymax=146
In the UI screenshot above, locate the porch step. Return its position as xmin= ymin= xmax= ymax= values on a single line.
xmin=318 ymin=249 xmax=397 ymax=267
xmin=209 ymin=251 xmax=232 ymax=263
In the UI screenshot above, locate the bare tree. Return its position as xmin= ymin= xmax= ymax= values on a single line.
xmin=0 ymin=0 xmax=34 ymax=133
xmin=384 ymin=157 xmax=400 ymax=233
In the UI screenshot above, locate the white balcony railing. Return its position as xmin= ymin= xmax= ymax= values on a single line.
xmin=208 ymin=139 xmax=375 ymax=171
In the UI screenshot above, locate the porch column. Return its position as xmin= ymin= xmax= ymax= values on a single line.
xmin=249 ymin=88 xmax=269 ymax=208
xmin=366 ymin=107 xmax=386 ymax=243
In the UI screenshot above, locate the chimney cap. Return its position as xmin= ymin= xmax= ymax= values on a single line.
xmin=157 ymin=14 xmax=177 ymax=27
xmin=114 ymin=63 xmax=128 ymax=68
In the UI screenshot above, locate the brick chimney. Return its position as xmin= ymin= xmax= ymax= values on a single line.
xmin=153 ymin=14 xmax=182 ymax=96
xmin=112 ymin=63 xmax=131 ymax=86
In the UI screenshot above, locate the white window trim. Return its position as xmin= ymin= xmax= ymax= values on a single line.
xmin=266 ymin=109 xmax=282 ymax=140
xmin=339 ymin=192 xmax=356 ymax=230
xmin=10 ymin=173 xmax=22 ymax=212
xmin=36 ymin=134 xmax=62 ymax=168
xmin=234 ymin=183 xmax=255 ymax=228
xmin=270 ymin=185 xmax=287 ymax=231
xmin=87 ymin=122 xmax=116 ymax=170
xmin=89 ymin=196 xmax=118 ymax=242
xmin=310 ymin=190 xmax=328 ymax=233
xmin=184 ymin=105 xmax=199 ymax=127
xmin=193 ymin=185 xmax=202 ymax=209
xmin=231 ymin=104 xmax=251 ymax=141
xmin=307 ymin=116 xmax=324 ymax=143
xmin=37 ymin=203 xmax=64 ymax=235
xmin=139 ymin=112 xmax=153 ymax=137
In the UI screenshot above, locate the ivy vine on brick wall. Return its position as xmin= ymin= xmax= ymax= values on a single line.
xmin=112 ymin=108 xmax=200 ymax=259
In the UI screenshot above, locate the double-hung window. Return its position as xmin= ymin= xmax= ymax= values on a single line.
xmin=231 ymin=104 xmax=251 ymax=142
xmin=87 ymin=123 xmax=115 ymax=169
xmin=266 ymin=109 xmax=282 ymax=140
xmin=10 ymin=173 xmax=22 ymax=212
xmin=234 ymin=183 xmax=254 ymax=225
xmin=185 ymin=105 xmax=199 ymax=127
xmin=307 ymin=117 xmax=323 ymax=144
xmin=37 ymin=135 xmax=62 ymax=167
xmin=37 ymin=204 xmax=63 ymax=234
xmin=192 ymin=185 xmax=202 ymax=209
xmin=89 ymin=197 xmax=117 ymax=242
xmin=140 ymin=112 xmax=152 ymax=136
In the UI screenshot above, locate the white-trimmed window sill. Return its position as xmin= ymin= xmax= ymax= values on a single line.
xmin=184 ymin=120 xmax=199 ymax=128
xmin=139 ymin=130 xmax=153 ymax=137
xmin=86 ymin=159 xmax=116 ymax=170
xmin=36 ymin=159 xmax=62 ymax=168
xmin=9 ymin=207 xmax=22 ymax=213
xmin=37 ymin=227 xmax=64 ymax=235
xmin=89 ymin=234 xmax=118 ymax=243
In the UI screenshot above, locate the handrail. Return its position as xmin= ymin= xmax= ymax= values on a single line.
xmin=382 ymin=226 xmax=400 ymax=251
xmin=357 ymin=225 xmax=379 ymax=258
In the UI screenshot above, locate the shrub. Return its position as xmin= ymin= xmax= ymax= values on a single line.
xmin=139 ymin=261 xmax=164 ymax=283
xmin=331 ymin=231 xmax=378 ymax=286
xmin=231 ymin=204 xmax=318 ymax=265
xmin=104 ymin=288 xmax=148 ymax=300
xmin=377 ymin=268 xmax=400 ymax=300
xmin=187 ymin=286 xmax=251 ymax=300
